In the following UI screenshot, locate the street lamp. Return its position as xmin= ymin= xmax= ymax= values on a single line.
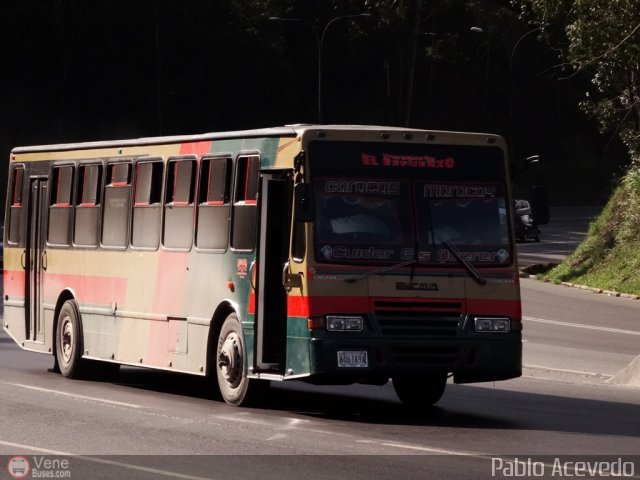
xmin=510 ymin=23 xmax=549 ymax=117
xmin=270 ymin=13 xmax=371 ymax=123
xmin=509 ymin=23 xmax=549 ymax=161
xmin=510 ymin=24 xmax=549 ymax=70
xmin=470 ymin=26 xmax=490 ymax=126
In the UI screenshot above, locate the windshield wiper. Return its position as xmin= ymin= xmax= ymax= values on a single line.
xmin=344 ymin=258 xmax=418 ymax=284
xmin=433 ymin=233 xmax=487 ymax=286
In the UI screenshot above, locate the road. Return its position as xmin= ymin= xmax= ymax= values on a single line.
xmin=1 ymin=206 xmax=639 ymax=479
xmin=517 ymin=206 xmax=603 ymax=268
xmin=522 ymin=278 xmax=640 ymax=379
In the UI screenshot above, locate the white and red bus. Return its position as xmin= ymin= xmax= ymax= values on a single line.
xmin=4 ymin=125 xmax=533 ymax=406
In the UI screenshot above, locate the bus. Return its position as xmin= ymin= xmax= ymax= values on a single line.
xmin=3 ymin=125 xmax=533 ymax=407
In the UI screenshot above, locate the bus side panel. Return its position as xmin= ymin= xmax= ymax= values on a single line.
xmin=285 ymin=315 xmax=312 ymax=377
xmin=4 ymin=135 xmax=293 ymax=377
xmin=3 ymin=251 xmax=28 ymax=346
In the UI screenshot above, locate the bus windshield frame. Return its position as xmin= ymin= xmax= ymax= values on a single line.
xmin=308 ymin=140 xmax=513 ymax=268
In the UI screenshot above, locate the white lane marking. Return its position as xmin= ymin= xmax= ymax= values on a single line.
xmin=0 ymin=440 xmax=213 ymax=480
xmin=4 ymin=382 xmax=142 ymax=409
xmin=523 ymin=316 xmax=640 ymax=336
xmin=0 ymin=440 xmax=70 ymax=455
xmin=523 ymin=364 xmax=613 ymax=378
xmin=357 ymin=439 xmax=479 ymax=456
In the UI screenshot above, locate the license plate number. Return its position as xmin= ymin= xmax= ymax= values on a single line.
xmin=337 ymin=350 xmax=368 ymax=368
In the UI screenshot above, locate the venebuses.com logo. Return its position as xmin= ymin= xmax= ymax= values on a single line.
xmin=6 ymin=456 xmax=72 ymax=479
xmin=7 ymin=456 xmax=30 ymax=479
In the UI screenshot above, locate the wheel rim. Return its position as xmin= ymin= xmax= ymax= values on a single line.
xmin=60 ymin=316 xmax=74 ymax=364
xmin=218 ymin=331 xmax=243 ymax=389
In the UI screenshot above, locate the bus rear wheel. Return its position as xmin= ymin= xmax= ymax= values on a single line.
xmin=215 ymin=313 xmax=264 ymax=406
xmin=55 ymin=300 xmax=87 ymax=378
xmin=392 ymin=373 xmax=447 ymax=407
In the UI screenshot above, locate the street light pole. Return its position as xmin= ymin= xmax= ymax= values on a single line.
xmin=509 ymin=24 xmax=548 ymax=163
xmin=510 ymin=25 xmax=548 ymax=69
xmin=509 ymin=24 xmax=549 ymax=118
xmin=270 ymin=13 xmax=371 ymax=124
xmin=470 ymin=26 xmax=490 ymax=126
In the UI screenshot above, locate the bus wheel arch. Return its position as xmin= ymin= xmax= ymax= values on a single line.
xmin=54 ymin=295 xmax=87 ymax=378
xmin=206 ymin=303 xmax=235 ymax=375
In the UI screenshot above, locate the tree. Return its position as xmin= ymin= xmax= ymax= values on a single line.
xmin=515 ymin=0 xmax=640 ymax=163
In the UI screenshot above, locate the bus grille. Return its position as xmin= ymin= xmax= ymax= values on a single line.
xmin=373 ymin=299 xmax=463 ymax=337
xmin=391 ymin=346 xmax=461 ymax=366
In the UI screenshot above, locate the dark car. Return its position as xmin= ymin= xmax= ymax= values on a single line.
xmin=514 ymin=199 xmax=541 ymax=242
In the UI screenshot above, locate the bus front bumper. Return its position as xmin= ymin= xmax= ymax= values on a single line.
xmin=307 ymin=333 xmax=522 ymax=384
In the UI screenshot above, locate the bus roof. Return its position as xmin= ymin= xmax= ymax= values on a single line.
xmin=11 ymin=124 xmax=504 ymax=154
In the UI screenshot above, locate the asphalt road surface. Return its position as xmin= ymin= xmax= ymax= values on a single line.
xmin=516 ymin=206 xmax=603 ymax=268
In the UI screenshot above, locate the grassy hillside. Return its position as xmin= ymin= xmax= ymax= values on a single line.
xmin=542 ymin=168 xmax=640 ymax=295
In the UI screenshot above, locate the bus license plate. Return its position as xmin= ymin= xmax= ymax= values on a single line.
xmin=337 ymin=351 xmax=368 ymax=368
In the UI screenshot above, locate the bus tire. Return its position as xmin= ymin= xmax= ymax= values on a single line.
xmin=215 ymin=313 xmax=263 ymax=406
xmin=55 ymin=300 xmax=87 ymax=379
xmin=392 ymin=373 xmax=447 ymax=407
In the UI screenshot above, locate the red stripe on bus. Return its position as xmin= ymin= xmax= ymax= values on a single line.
xmin=179 ymin=141 xmax=212 ymax=156
xmin=3 ymin=270 xmax=127 ymax=305
xmin=288 ymin=296 xmax=370 ymax=317
xmin=466 ymin=298 xmax=522 ymax=321
xmin=3 ymin=270 xmax=25 ymax=297
xmin=152 ymin=251 xmax=190 ymax=314
xmin=49 ymin=273 xmax=128 ymax=305
xmin=248 ymin=291 xmax=256 ymax=315
xmin=287 ymin=295 xmax=309 ymax=317
xmin=284 ymin=295 xmax=519 ymax=319
xmin=248 ymin=295 xmax=369 ymax=318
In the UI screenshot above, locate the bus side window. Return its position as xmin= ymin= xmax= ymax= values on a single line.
xmin=231 ymin=154 xmax=260 ymax=251
xmin=7 ymin=166 xmax=24 ymax=245
xmin=102 ymin=162 xmax=132 ymax=248
xmin=132 ymin=160 xmax=163 ymax=249
xmin=48 ymin=165 xmax=74 ymax=246
xmin=74 ymin=164 xmax=102 ymax=247
xmin=163 ymin=157 xmax=196 ymax=250
xmin=196 ymin=156 xmax=231 ymax=251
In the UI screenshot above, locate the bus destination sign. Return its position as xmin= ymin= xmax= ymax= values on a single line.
xmin=362 ymin=153 xmax=455 ymax=169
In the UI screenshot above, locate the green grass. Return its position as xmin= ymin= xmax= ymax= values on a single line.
xmin=542 ymin=168 xmax=640 ymax=295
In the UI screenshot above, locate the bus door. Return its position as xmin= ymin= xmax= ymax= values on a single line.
xmin=254 ymin=170 xmax=293 ymax=372
xmin=25 ymin=177 xmax=48 ymax=344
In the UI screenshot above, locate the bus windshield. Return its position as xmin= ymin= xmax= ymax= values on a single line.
xmin=313 ymin=178 xmax=511 ymax=267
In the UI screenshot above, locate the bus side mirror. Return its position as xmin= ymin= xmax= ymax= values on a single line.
xmin=294 ymin=183 xmax=315 ymax=223
xmin=530 ymin=185 xmax=550 ymax=225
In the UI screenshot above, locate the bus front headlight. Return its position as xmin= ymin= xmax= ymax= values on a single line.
xmin=326 ymin=315 xmax=364 ymax=332
xmin=474 ymin=317 xmax=511 ymax=333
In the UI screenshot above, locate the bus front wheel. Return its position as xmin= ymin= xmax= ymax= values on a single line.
xmin=55 ymin=300 xmax=87 ymax=378
xmin=215 ymin=313 xmax=264 ymax=406
xmin=392 ymin=373 xmax=447 ymax=407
